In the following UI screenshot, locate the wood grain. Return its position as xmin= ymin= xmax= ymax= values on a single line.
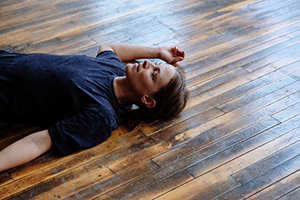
xmin=1 ymin=0 xmax=300 ymax=199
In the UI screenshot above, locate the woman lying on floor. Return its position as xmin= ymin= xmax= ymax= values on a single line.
xmin=0 ymin=43 xmax=188 ymax=172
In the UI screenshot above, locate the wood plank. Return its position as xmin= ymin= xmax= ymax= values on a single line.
xmin=101 ymin=115 xmax=279 ymax=199
xmin=118 ymin=119 xmax=277 ymax=199
xmin=156 ymin=117 xmax=300 ymax=199
xmin=185 ymin=59 xmax=300 ymax=119
xmin=277 ymin=186 xmax=300 ymax=200
xmin=185 ymin=10 xmax=300 ymax=80
xmin=231 ymin=140 xmax=300 ymax=184
xmin=34 ymin=161 xmax=159 ymax=199
xmin=184 ymin=0 xmax=297 ymax=58
xmin=153 ymin=116 xmax=279 ymax=167
xmin=117 ymin=170 xmax=194 ymax=200
xmin=0 ymin=129 xmax=145 ymax=198
xmin=217 ymin=76 xmax=300 ymax=114
xmin=185 ymin=25 xmax=300 ymax=92
xmin=246 ymin=169 xmax=300 ymax=200
xmin=1 ymin=0 xmax=300 ymax=199
xmin=186 ymin=177 xmax=241 ymax=200
xmin=187 ymin=53 xmax=300 ymax=109
xmin=148 ymin=75 xmax=300 ymax=171
xmin=215 ymin=155 xmax=300 ymax=200
xmin=186 ymin=114 xmax=300 ymax=178
xmin=181 ymin=88 xmax=300 ymax=146
xmin=272 ymin=101 xmax=300 ymax=122
xmin=107 ymin=108 xmax=224 ymax=174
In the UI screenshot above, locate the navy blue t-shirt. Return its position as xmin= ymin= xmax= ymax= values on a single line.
xmin=0 ymin=50 xmax=129 ymax=155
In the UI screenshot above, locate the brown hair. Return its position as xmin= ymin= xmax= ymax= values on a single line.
xmin=125 ymin=67 xmax=189 ymax=130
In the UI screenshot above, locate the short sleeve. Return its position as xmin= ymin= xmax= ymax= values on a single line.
xmin=48 ymin=107 xmax=111 ymax=156
xmin=93 ymin=50 xmax=126 ymax=76
xmin=96 ymin=50 xmax=121 ymax=61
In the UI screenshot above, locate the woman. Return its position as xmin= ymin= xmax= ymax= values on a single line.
xmin=0 ymin=44 xmax=188 ymax=172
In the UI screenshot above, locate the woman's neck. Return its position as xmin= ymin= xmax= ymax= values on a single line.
xmin=113 ymin=77 xmax=137 ymax=105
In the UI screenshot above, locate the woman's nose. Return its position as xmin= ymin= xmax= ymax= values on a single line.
xmin=143 ymin=60 xmax=150 ymax=69
xmin=143 ymin=60 xmax=156 ymax=69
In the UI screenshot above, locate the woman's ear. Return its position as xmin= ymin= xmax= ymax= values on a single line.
xmin=141 ymin=95 xmax=156 ymax=108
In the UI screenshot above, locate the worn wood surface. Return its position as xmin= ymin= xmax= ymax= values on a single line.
xmin=1 ymin=0 xmax=300 ymax=199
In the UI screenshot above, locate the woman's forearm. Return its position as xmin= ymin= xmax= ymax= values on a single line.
xmin=0 ymin=129 xmax=52 ymax=172
xmin=98 ymin=44 xmax=161 ymax=62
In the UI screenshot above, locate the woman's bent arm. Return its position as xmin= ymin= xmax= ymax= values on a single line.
xmin=98 ymin=43 xmax=184 ymax=63
xmin=0 ymin=129 xmax=52 ymax=172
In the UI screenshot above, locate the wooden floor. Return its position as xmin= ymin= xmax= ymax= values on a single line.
xmin=1 ymin=0 xmax=300 ymax=199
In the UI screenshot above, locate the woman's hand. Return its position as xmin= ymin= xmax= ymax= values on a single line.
xmin=159 ymin=46 xmax=185 ymax=64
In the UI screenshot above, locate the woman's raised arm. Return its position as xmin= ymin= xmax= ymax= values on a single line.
xmin=98 ymin=44 xmax=185 ymax=63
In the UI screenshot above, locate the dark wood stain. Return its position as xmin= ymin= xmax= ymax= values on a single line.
xmin=1 ymin=0 xmax=299 ymax=199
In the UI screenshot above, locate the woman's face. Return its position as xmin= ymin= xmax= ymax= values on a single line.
xmin=125 ymin=60 xmax=177 ymax=97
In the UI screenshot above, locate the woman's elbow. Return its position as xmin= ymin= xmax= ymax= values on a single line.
xmin=29 ymin=129 xmax=53 ymax=154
